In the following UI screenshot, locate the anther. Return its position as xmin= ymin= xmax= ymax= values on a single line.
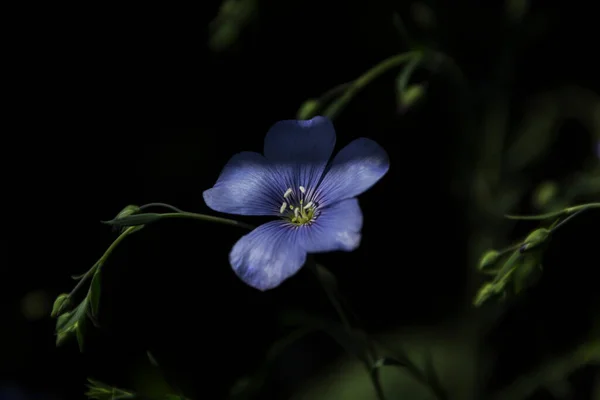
xmin=299 ymin=186 xmax=306 ymax=194
xmin=303 ymin=201 xmax=313 ymax=209
xmin=279 ymin=202 xmax=287 ymax=214
xmin=294 ymin=208 xmax=300 ymax=218
xmin=284 ymin=188 xmax=293 ymax=198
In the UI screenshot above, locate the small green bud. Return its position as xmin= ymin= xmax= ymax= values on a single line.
xmin=56 ymin=312 xmax=73 ymax=331
xmin=398 ymin=84 xmax=426 ymax=112
xmin=115 ymin=205 xmax=140 ymax=220
xmin=478 ymin=250 xmax=500 ymax=270
xmin=533 ymin=181 xmax=558 ymax=209
xmin=55 ymin=314 xmax=78 ymax=346
xmin=297 ymin=99 xmax=320 ymax=120
xmin=520 ymin=228 xmax=551 ymax=252
xmin=51 ymin=293 xmax=70 ymax=318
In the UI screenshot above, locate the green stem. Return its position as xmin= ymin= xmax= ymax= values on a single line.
xmin=319 ymin=82 xmax=353 ymax=105
xmin=73 ymin=209 xmax=254 ymax=301
xmin=307 ymin=259 xmax=387 ymax=400
xmin=323 ymin=51 xmax=420 ymax=119
xmin=156 ymin=212 xmax=255 ymax=230
xmin=68 ymin=225 xmax=140 ymax=298
xmin=505 ymin=202 xmax=600 ymax=220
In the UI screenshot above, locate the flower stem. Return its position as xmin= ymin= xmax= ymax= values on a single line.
xmin=323 ymin=51 xmax=420 ymax=119
xmin=307 ymin=259 xmax=387 ymax=400
xmin=505 ymin=202 xmax=600 ymax=220
xmin=68 ymin=225 xmax=140 ymax=298
xmin=154 ymin=211 xmax=255 ymax=230
xmin=138 ymin=202 xmax=186 ymax=213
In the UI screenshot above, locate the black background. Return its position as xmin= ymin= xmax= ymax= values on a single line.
xmin=3 ymin=1 xmax=598 ymax=399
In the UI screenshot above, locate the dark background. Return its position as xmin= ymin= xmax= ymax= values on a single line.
xmin=4 ymin=1 xmax=599 ymax=399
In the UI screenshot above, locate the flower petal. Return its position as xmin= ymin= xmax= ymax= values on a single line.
xmin=229 ymin=221 xmax=307 ymax=291
xmin=203 ymin=151 xmax=284 ymax=216
xmin=297 ymin=198 xmax=363 ymax=253
xmin=263 ymin=116 xmax=336 ymax=193
xmin=316 ymin=138 xmax=389 ymax=205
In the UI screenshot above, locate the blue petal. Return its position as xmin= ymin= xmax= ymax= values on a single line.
xmin=203 ymin=151 xmax=285 ymax=216
xmin=316 ymin=138 xmax=389 ymax=206
xmin=263 ymin=116 xmax=336 ymax=194
xmin=297 ymin=198 xmax=363 ymax=253
xmin=229 ymin=221 xmax=308 ymax=291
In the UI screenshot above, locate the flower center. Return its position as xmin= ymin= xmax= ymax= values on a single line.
xmin=279 ymin=186 xmax=318 ymax=226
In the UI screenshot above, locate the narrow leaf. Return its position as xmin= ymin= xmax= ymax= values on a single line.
xmin=86 ymin=379 xmax=137 ymax=400
xmin=72 ymin=272 xmax=88 ymax=280
xmin=76 ymin=320 xmax=86 ymax=352
xmin=89 ymin=269 xmax=102 ymax=317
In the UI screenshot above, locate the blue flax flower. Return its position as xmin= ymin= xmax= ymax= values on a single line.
xmin=204 ymin=116 xmax=389 ymax=290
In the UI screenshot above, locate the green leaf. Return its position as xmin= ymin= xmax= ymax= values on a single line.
xmin=51 ymin=293 xmax=71 ymax=318
xmin=56 ymin=327 xmax=73 ymax=347
xmin=85 ymin=379 xmax=137 ymax=400
xmin=72 ymin=272 xmax=88 ymax=280
xmin=473 ymin=282 xmax=506 ymax=307
xmin=76 ymin=318 xmax=86 ymax=352
xmin=490 ymin=250 xmax=521 ymax=286
xmin=102 ymin=213 xmax=163 ymax=227
xmin=89 ymin=269 xmax=102 ymax=317
xmin=113 ymin=205 xmax=143 ymax=233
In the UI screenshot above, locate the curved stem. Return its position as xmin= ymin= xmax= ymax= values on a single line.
xmin=505 ymin=202 xmax=600 ymax=220
xmin=319 ymin=82 xmax=353 ymax=105
xmin=323 ymin=51 xmax=420 ymax=119
xmin=68 ymin=225 xmax=140 ymax=298
xmin=138 ymin=202 xmax=186 ymax=213
xmin=157 ymin=212 xmax=255 ymax=230
xmin=549 ymin=208 xmax=587 ymax=233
